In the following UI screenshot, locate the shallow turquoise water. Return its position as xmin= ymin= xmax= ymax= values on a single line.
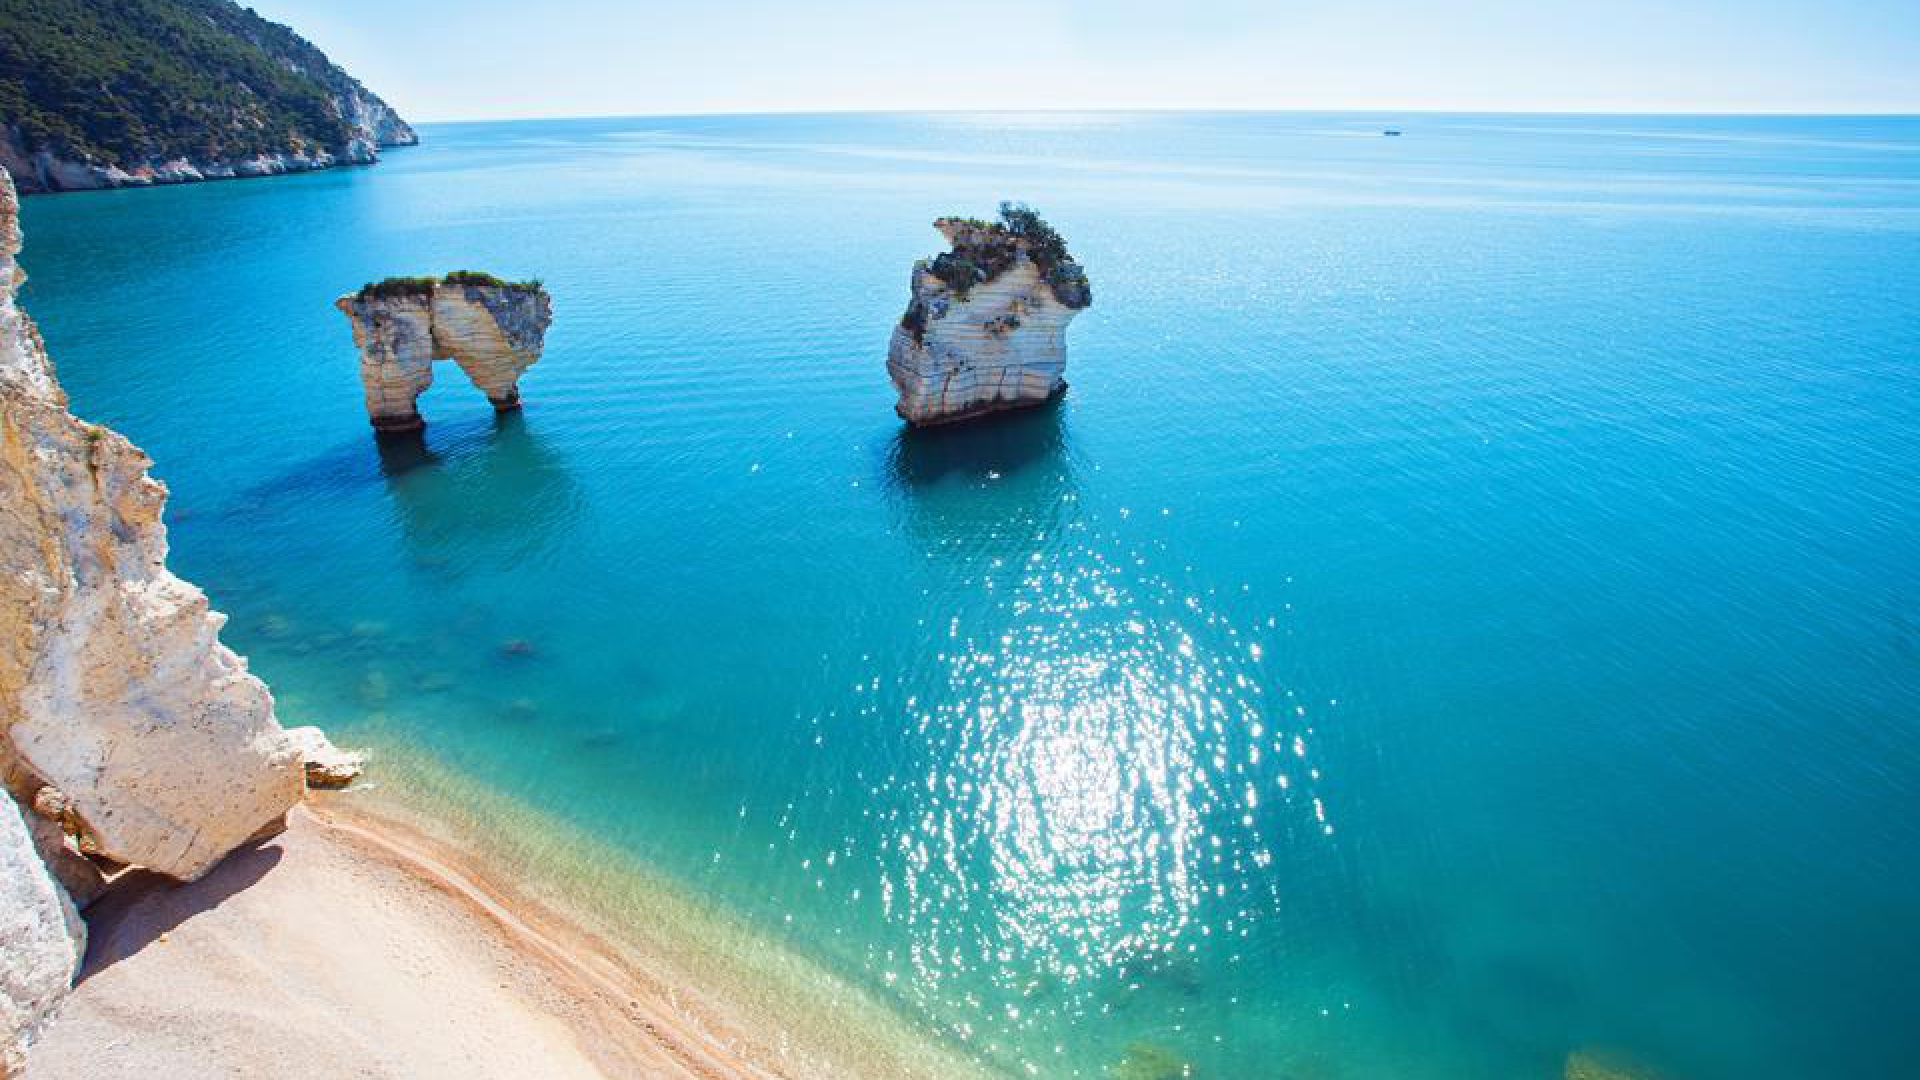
xmin=18 ymin=112 xmax=1920 ymax=1078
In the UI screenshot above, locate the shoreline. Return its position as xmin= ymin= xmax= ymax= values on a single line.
xmin=25 ymin=763 xmax=991 ymax=1080
xmin=310 ymin=800 xmax=789 ymax=1079
xmin=332 ymin=752 xmax=998 ymax=1079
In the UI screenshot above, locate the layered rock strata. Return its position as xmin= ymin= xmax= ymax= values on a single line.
xmin=2 ymin=165 xmax=349 ymax=1071
xmin=336 ymin=278 xmax=553 ymax=432
xmin=887 ymin=208 xmax=1092 ymax=426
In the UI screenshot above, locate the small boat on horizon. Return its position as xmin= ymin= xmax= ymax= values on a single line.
xmin=1383 ymin=128 xmax=1403 ymax=136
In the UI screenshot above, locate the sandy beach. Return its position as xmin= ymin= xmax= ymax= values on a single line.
xmin=23 ymin=803 xmax=791 ymax=1080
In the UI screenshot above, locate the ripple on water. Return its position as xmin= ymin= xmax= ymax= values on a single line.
xmin=837 ymin=515 xmax=1337 ymax=1059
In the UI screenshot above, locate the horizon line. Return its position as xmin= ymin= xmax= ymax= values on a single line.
xmin=403 ymin=105 xmax=1920 ymax=126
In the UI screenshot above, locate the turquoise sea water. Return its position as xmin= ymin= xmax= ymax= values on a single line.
xmin=17 ymin=113 xmax=1920 ymax=1078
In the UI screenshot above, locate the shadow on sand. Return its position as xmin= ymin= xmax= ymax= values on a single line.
xmin=74 ymin=832 xmax=284 ymax=983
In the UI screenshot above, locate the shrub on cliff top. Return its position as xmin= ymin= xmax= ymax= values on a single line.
xmin=996 ymin=202 xmax=1071 ymax=273
xmin=444 ymin=270 xmax=542 ymax=291
xmin=928 ymin=252 xmax=990 ymax=297
xmin=441 ymin=270 xmax=511 ymax=288
xmin=356 ymin=276 xmax=440 ymax=299
xmin=924 ymin=203 xmax=1091 ymax=309
xmin=356 ymin=271 xmax=541 ymax=299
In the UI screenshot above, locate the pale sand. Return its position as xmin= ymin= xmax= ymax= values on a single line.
xmin=24 ymin=803 xmax=794 ymax=1080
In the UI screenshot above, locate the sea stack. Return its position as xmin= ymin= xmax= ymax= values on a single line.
xmin=2 ymin=165 xmax=357 ymax=1071
xmin=336 ymin=273 xmax=553 ymax=432
xmin=888 ymin=203 xmax=1092 ymax=426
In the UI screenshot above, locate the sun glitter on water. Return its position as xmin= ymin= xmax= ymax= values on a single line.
xmin=850 ymin=518 xmax=1339 ymax=1051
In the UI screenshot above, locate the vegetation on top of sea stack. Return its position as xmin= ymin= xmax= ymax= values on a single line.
xmin=919 ymin=202 xmax=1093 ymax=309
xmin=0 ymin=0 xmax=413 ymax=169
xmin=355 ymin=272 xmax=544 ymax=301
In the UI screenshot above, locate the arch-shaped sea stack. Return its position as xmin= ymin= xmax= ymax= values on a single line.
xmin=887 ymin=203 xmax=1092 ymax=426
xmin=336 ymin=272 xmax=552 ymax=432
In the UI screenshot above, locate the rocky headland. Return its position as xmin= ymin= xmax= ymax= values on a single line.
xmin=887 ymin=203 xmax=1092 ymax=426
xmin=337 ymin=274 xmax=553 ymax=433
xmin=0 ymin=166 xmax=358 ymax=1073
xmin=0 ymin=0 xmax=416 ymax=195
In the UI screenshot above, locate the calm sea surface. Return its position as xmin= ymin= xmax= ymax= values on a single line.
xmin=18 ymin=113 xmax=1920 ymax=1078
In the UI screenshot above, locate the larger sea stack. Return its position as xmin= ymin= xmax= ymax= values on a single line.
xmin=888 ymin=203 xmax=1092 ymax=426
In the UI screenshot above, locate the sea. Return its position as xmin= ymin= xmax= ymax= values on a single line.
xmin=17 ymin=112 xmax=1920 ymax=1079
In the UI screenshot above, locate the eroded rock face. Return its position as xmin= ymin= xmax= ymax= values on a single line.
xmin=1 ymin=791 xmax=84 ymax=1078
xmin=887 ymin=213 xmax=1092 ymax=426
xmin=284 ymin=726 xmax=366 ymax=790
xmin=336 ymin=281 xmax=553 ymax=431
xmin=0 ymin=167 xmax=305 ymax=882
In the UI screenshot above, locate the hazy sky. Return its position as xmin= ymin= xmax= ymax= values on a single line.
xmin=249 ymin=0 xmax=1920 ymax=121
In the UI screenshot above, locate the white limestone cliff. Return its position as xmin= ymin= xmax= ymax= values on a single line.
xmin=336 ymin=278 xmax=553 ymax=432
xmin=0 ymin=792 xmax=83 ymax=1079
xmin=0 ymin=169 xmax=308 ymax=887
xmin=0 ymin=162 xmax=379 ymax=1070
xmin=284 ymin=726 xmax=366 ymax=790
xmin=887 ymin=211 xmax=1092 ymax=426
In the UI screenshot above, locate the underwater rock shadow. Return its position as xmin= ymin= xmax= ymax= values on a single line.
xmin=883 ymin=395 xmax=1071 ymax=492
xmin=225 ymin=405 xmax=519 ymax=507
xmin=374 ymin=409 xmax=587 ymax=571
xmin=880 ymin=400 xmax=1084 ymax=562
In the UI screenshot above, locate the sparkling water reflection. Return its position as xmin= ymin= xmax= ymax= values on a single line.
xmin=18 ymin=111 xmax=1920 ymax=1079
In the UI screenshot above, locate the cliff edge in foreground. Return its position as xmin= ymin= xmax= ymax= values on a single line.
xmin=0 ymin=0 xmax=416 ymax=194
xmin=337 ymin=274 xmax=553 ymax=432
xmin=887 ymin=203 xmax=1092 ymax=426
xmin=0 ymin=166 xmax=349 ymax=1073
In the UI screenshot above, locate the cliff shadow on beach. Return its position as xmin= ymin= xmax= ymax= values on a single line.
xmin=73 ymin=835 xmax=283 ymax=983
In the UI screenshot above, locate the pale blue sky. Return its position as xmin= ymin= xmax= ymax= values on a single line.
xmin=250 ymin=0 xmax=1920 ymax=121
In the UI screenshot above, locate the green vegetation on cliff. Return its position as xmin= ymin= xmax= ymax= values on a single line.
xmin=900 ymin=203 xmax=1093 ymax=341
xmin=356 ymin=273 xmax=544 ymax=300
xmin=923 ymin=203 xmax=1093 ymax=309
xmin=0 ymin=0 xmax=412 ymax=168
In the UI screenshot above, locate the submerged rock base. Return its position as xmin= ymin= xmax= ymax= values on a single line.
xmin=902 ymin=378 xmax=1070 ymax=428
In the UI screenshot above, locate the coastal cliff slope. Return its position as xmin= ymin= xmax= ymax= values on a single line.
xmin=0 ymin=168 xmax=305 ymax=888
xmin=0 ymin=0 xmax=416 ymax=194
xmin=1 ymin=162 xmax=330 ymax=1071
xmin=887 ymin=205 xmax=1092 ymax=426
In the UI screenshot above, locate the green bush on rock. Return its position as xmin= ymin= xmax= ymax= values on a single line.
xmin=355 ymin=272 xmax=543 ymax=300
xmin=920 ymin=202 xmax=1093 ymax=309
